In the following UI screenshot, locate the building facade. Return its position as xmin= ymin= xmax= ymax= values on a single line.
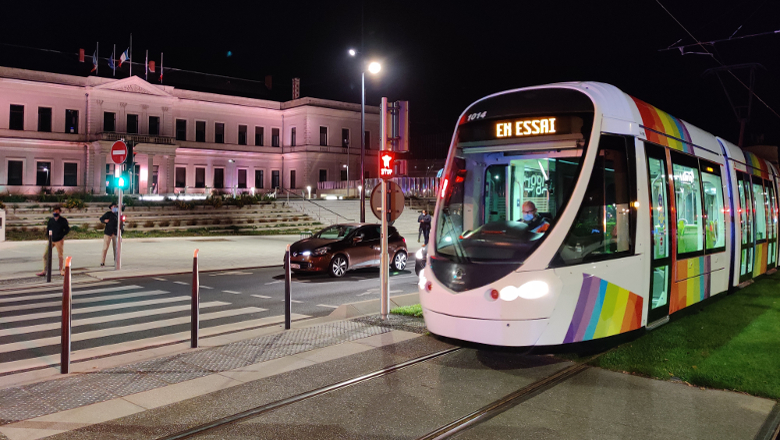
xmin=0 ymin=66 xmax=380 ymax=196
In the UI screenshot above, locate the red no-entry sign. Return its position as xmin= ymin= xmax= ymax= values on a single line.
xmin=110 ymin=141 xmax=128 ymax=165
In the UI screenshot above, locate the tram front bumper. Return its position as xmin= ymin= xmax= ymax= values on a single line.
xmin=422 ymin=307 xmax=550 ymax=347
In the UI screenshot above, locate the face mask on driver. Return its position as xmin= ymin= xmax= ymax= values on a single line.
xmin=53 ymin=213 xmax=60 ymax=218
xmin=112 ymin=207 xmax=118 ymax=213
xmin=523 ymin=213 xmax=534 ymax=222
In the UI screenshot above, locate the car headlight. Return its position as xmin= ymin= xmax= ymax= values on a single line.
xmin=312 ymin=247 xmax=329 ymax=256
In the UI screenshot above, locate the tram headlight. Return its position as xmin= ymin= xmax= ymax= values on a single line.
xmin=499 ymin=281 xmax=549 ymax=301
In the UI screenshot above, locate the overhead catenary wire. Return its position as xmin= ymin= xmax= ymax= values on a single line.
xmin=654 ymin=0 xmax=780 ymax=122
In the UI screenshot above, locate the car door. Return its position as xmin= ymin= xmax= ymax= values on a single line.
xmin=348 ymin=226 xmax=380 ymax=268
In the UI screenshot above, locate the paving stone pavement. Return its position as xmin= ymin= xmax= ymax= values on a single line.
xmin=0 ymin=316 xmax=427 ymax=426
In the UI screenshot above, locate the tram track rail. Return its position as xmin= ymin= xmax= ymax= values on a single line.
xmin=156 ymin=346 xmax=462 ymax=440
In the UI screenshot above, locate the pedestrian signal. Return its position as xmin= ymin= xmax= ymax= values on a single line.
xmin=379 ymin=151 xmax=395 ymax=180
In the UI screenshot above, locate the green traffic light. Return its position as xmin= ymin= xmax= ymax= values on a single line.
xmin=118 ymin=176 xmax=126 ymax=187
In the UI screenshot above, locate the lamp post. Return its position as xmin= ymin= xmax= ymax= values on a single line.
xmin=349 ymin=49 xmax=381 ymax=222
xmin=342 ymin=164 xmax=349 ymax=198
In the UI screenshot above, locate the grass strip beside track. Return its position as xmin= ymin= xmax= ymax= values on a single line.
xmin=586 ymin=271 xmax=780 ymax=400
xmin=391 ymin=304 xmax=423 ymax=318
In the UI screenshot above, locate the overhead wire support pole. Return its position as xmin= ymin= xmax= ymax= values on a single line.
xmin=192 ymin=249 xmax=200 ymax=347
xmin=61 ymin=256 xmax=72 ymax=374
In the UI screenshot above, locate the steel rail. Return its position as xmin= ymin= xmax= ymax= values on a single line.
xmin=157 ymin=347 xmax=461 ymax=440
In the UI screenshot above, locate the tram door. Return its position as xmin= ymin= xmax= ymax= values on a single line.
xmin=485 ymin=165 xmax=507 ymax=223
xmin=769 ymin=181 xmax=778 ymax=270
xmin=646 ymin=144 xmax=671 ymax=323
xmin=752 ymin=177 xmax=769 ymax=277
xmin=737 ymin=173 xmax=755 ymax=282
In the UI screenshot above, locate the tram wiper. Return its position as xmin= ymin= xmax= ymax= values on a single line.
xmin=441 ymin=211 xmax=469 ymax=263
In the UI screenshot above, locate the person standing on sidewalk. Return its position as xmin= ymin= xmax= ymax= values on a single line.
xmin=100 ymin=203 xmax=119 ymax=267
xmin=417 ymin=210 xmax=425 ymax=243
xmin=421 ymin=210 xmax=432 ymax=245
xmin=37 ymin=206 xmax=70 ymax=276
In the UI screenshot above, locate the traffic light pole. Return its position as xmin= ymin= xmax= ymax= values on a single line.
xmin=116 ymin=185 xmax=123 ymax=271
xmin=379 ymin=97 xmax=390 ymax=320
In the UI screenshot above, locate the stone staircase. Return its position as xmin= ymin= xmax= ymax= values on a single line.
xmin=4 ymin=202 xmax=320 ymax=234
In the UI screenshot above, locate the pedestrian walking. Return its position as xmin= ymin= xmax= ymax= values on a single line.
xmin=37 ymin=206 xmax=70 ymax=276
xmin=100 ymin=203 xmax=119 ymax=266
xmin=417 ymin=210 xmax=426 ymax=242
xmin=421 ymin=210 xmax=432 ymax=245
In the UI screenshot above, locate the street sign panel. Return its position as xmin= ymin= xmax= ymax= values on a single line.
xmin=110 ymin=141 xmax=128 ymax=165
xmin=370 ymin=181 xmax=404 ymax=223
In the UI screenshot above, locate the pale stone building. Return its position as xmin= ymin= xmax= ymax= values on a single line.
xmin=0 ymin=66 xmax=380 ymax=196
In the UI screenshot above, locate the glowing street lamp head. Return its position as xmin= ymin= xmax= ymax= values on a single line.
xmin=348 ymin=49 xmax=357 ymax=57
xmin=368 ymin=62 xmax=381 ymax=74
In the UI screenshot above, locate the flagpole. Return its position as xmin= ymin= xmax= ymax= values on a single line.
xmin=96 ymin=42 xmax=99 ymax=76
xmin=129 ymin=33 xmax=132 ymax=76
xmin=160 ymin=52 xmax=163 ymax=84
xmin=113 ymin=44 xmax=116 ymax=77
xmin=145 ymin=50 xmax=148 ymax=81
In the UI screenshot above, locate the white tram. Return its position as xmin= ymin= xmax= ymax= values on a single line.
xmin=419 ymin=82 xmax=778 ymax=346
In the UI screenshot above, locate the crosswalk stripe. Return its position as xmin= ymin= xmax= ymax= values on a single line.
xmin=0 ymin=281 xmax=118 ymax=297
xmin=2 ymin=296 xmax=191 ymax=324
xmin=0 ymin=285 xmax=141 ymax=304
xmin=173 ymin=281 xmax=189 ymax=285
xmin=251 ymin=295 xmax=272 ymax=299
xmin=0 ymin=301 xmax=231 ymax=337
xmin=0 ymin=307 xmax=267 ymax=354
xmin=0 ymin=290 xmax=170 ymax=313
xmin=223 ymin=290 xmax=241 ymax=294
xmin=317 ymin=304 xmax=339 ymax=309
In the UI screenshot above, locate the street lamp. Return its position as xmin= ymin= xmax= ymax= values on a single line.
xmin=342 ymin=164 xmax=349 ymax=198
xmin=349 ymin=48 xmax=382 ymax=222
xmin=306 ymin=185 xmax=311 ymax=199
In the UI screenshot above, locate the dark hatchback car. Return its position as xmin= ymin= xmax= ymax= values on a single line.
xmin=285 ymin=224 xmax=408 ymax=277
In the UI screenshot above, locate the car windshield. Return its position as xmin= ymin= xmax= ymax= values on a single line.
xmin=314 ymin=225 xmax=357 ymax=240
xmin=436 ymin=147 xmax=585 ymax=263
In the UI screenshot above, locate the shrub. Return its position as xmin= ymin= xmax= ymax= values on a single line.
xmin=186 ymin=219 xmax=197 ymax=226
xmin=159 ymin=220 xmax=170 ymax=227
xmin=128 ymin=221 xmax=137 ymax=229
xmin=94 ymin=223 xmax=104 ymax=230
xmin=171 ymin=219 xmax=181 ymax=227
xmin=175 ymin=201 xmax=194 ymax=210
xmin=0 ymin=200 xmax=4 ymax=210
xmin=143 ymin=220 xmax=155 ymax=228
xmin=223 ymin=218 xmax=233 ymax=225
xmin=64 ymin=198 xmax=86 ymax=210
xmin=212 ymin=218 xmax=221 ymax=225
xmin=246 ymin=218 xmax=255 ymax=224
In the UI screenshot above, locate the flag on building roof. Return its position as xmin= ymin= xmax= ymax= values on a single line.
xmin=108 ymin=53 xmax=115 ymax=71
xmin=119 ymin=48 xmax=129 ymax=66
xmin=91 ymin=49 xmax=97 ymax=73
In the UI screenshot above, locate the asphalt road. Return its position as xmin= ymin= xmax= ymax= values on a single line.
xmin=0 ymin=263 xmax=420 ymax=367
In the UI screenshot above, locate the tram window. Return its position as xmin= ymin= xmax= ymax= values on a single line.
xmin=768 ymin=183 xmax=778 ymax=240
xmin=753 ymin=180 xmax=767 ymax=241
xmin=671 ymin=159 xmax=704 ymax=255
xmin=554 ymin=134 xmax=635 ymax=265
xmin=701 ymin=168 xmax=725 ymax=251
xmin=738 ymin=178 xmax=752 ymax=244
xmin=648 ymin=157 xmax=670 ymax=260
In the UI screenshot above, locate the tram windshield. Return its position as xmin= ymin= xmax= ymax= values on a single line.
xmin=436 ymin=147 xmax=585 ymax=263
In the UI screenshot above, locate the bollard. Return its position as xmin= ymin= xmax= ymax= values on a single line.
xmin=46 ymin=230 xmax=53 ymax=283
xmin=61 ymin=256 xmax=72 ymax=374
xmin=285 ymin=244 xmax=291 ymax=330
xmin=192 ymin=249 xmax=200 ymax=348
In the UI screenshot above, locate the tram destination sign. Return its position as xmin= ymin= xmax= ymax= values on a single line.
xmin=458 ymin=115 xmax=582 ymax=143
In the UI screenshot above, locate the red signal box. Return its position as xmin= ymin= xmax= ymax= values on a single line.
xmin=379 ymin=151 xmax=395 ymax=180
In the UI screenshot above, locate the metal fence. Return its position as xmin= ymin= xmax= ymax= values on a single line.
xmin=318 ymin=177 xmax=439 ymax=198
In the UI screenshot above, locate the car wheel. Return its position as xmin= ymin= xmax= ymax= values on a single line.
xmin=329 ymin=255 xmax=348 ymax=278
xmin=392 ymin=251 xmax=407 ymax=271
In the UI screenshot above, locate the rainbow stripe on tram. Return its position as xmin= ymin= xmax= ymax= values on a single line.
xmin=564 ymin=274 xmax=643 ymax=343
xmin=631 ymin=96 xmax=693 ymax=154
xmin=743 ymin=151 xmax=769 ymax=179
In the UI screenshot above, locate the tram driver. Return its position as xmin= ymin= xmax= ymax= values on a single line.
xmin=521 ymin=201 xmax=550 ymax=234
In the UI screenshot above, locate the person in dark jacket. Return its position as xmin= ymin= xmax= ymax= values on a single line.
xmin=37 ymin=206 xmax=70 ymax=276
xmin=417 ymin=211 xmax=426 ymax=242
xmin=100 ymin=203 xmax=119 ymax=266
xmin=421 ymin=210 xmax=432 ymax=245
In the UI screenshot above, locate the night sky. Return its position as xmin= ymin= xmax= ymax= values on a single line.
xmin=3 ymin=1 xmax=780 ymax=155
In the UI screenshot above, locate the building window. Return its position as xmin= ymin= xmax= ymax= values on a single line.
xmin=176 ymin=119 xmax=187 ymax=141
xmin=195 ymin=167 xmax=206 ymax=188
xmin=255 ymin=127 xmax=264 ymax=146
xmin=291 ymin=127 xmax=297 ymax=147
xmin=364 ymin=131 xmax=371 ymax=150
xmin=215 ymin=122 xmax=224 ymax=143
xmin=196 ymin=121 xmax=206 ymax=142
xmin=238 ymin=169 xmax=247 ymax=188
xmin=7 ymin=160 xmax=23 ymax=185
xmin=36 ymin=161 xmax=52 ymax=186
xmin=104 ymin=112 xmax=116 ymax=132
xmin=9 ymin=105 xmax=24 ymax=130
xmin=65 ymin=109 xmax=78 ymax=134
xmin=320 ymin=126 xmax=328 ymax=146
xmin=290 ymin=170 xmax=296 ymax=189
xmin=214 ymin=168 xmax=224 ymax=189
xmin=255 ymin=170 xmax=264 ymax=189
xmin=149 ymin=116 xmax=160 ymax=136
xmin=175 ymin=167 xmax=186 ymax=188
xmin=341 ymin=169 xmax=347 ymax=181
xmin=342 ymin=128 xmax=349 ymax=148
xmin=238 ymin=125 xmax=247 ymax=145
xmin=271 ymin=170 xmax=280 ymax=189
xmin=319 ymin=169 xmax=327 ymax=182
xmin=127 ymin=114 xmax=139 ymax=134
xmin=271 ymin=128 xmax=280 ymax=147
xmin=63 ymin=163 xmax=78 ymax=187
xmin=38 ymin=107 xmax=52 ymax=132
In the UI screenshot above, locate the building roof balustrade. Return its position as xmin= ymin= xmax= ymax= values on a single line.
xmin=97 ymin=131 xmax=175 ymax=145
